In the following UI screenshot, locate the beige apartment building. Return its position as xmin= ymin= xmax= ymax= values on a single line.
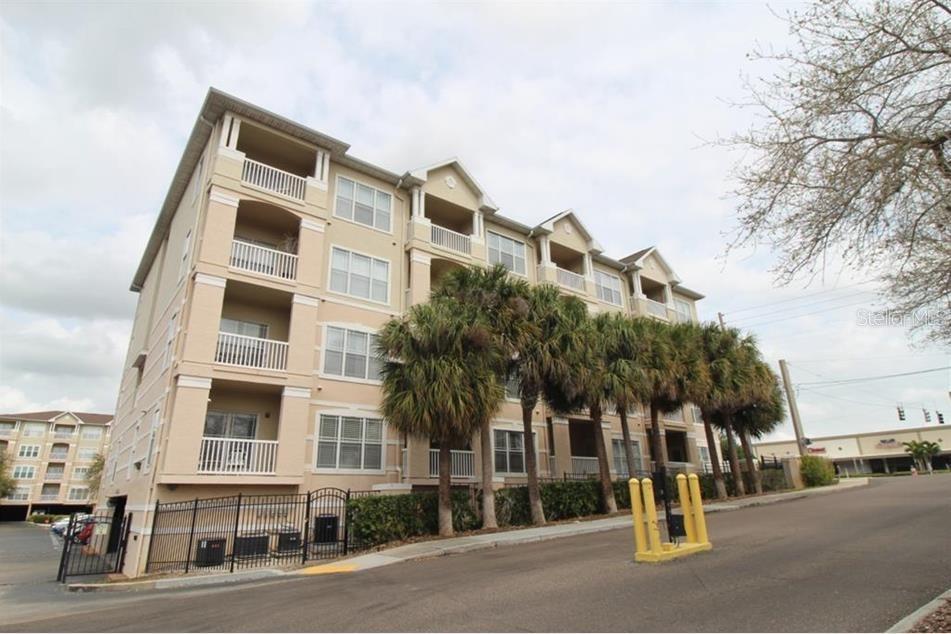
xmin=101 ymin=88 xmax=710 ymax=576
xmin=0 ymin=411 xmax=111 ymax=521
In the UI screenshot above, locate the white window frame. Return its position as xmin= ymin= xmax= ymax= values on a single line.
xmin=595 ymin=270 xmax=623 ymax=306
xmin=314 ymin=414 xmax=385 ymax=474
xmin=674 ymin=298 xmax=692 ymax=321
xmin=72 ymin=467 xmax=90 ymax=480
xmin=612 ymin=438 xmax=643 ymax=475
xmin=17 ymin=444 xmax=40 ymax=459
xmin=163 ymin=313 xmax=178 ymax=370
xmin=328 ymin=246 xmax=390 ymax=305
xmin=487 ymin=231 xmax=527 ymax=276
xmin=12 ymin=465 xmax=36 ymax=479
xmin=81 ymin=426 xmax=103 ymax=440
xmin=68 ymin=487 xmax=90 ymax=501
xmin=145 ymin=409 xmax=161 ymax=470
xmin=6 ymin=486 xmax=30 ymax=501
xmin=220 ymin=317 xmax=269 ymax=339
xmin=333 ymin=176 xmax=393 ymax=233
xmin=22 ymin=423 xmax=46 ymax=438
xmin=179 ymin=229 xmax=192 ymax=282
xmin=76 ymin=448 xmax=98 ymax=462
xmin=493 ymin=429 xmax=537 ymax=475
xmin=320 ymin=325 xmax=383 ymax=384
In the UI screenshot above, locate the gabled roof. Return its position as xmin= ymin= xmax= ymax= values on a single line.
xmin=406 ymin=157 xmax=498 ymax=212
xmin=0 ymin=410 xmax=113 ymax=425
xmin=620 ymin=246 xmax=681 ymax=284
xmin=533 ymin=209 xmax=604 ymax=253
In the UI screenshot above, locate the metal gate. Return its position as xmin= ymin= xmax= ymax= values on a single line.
xmin=145 ymin=488 xmax=356 ymax=576
xmin=56 ymin=509 xmax=131 ymax=582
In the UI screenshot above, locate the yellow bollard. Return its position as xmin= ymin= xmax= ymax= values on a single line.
xmin=687 ymin=474 xmax=709 ymax=545
xmin=629 ymin=478 xmax=647 ymax=557
xmin=675 ymin=474 xmax=697 ymax=544
xmin=640 ymin=478 xmax=663 ymax=556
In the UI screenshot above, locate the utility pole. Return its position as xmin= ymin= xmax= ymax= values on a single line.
xmin=717 ymin=312 xmax=726 ymax=330
xmin=778 ymin=359 xmax=807 ymax=457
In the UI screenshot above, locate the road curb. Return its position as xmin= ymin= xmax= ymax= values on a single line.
xmin=886 ymin=588 xmax=951 ymax=633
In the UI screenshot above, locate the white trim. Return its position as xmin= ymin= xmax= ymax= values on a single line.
xmin=311 ymin=400 xmax=380 ymax=412
xmin=319 ymin=323 xmax=382 ymax=385
xmin=194 ymin=273 xmax=227 ymax=288
xmin=208 ymin=188 xmax=240 ymax=208
xmin=410 ymin=252 xmax=432 ymax=266
xmin=326 ymin=243 xmax=391 ymax=307
xmin=283 ymin=386 xmax=311 ymax=399
xmin=300 ymin=219 xmax=325 ymax=233
xmin=319 ymin=295 xmax=397 ymax=317
xmin=177 ymin=375 xmax=212 ymax=390
xmin=292 ymin=294 xmax=320 ymax=307
xmin=331 ymin=174 xmax=394 ymax=234
xmin=306 ymin=176 xmax=328 ymax=192
xmin=314 ymin=412 xmax=387 ymax=473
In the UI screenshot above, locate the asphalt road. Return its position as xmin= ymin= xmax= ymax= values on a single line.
xmin=2 ymin=476 xmax=950 ymax=632
xmin=0 ymin=521 xmax=62 ymax=586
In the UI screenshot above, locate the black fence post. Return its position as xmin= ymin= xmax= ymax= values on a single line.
xmin=144 ymin=499 xmax=159 ymax=574
xmin=184 ymin=498 xmax=199 ymax=575
xmin=302 ymin=491 xmax=312 ymax=564
xmin=116 ymin=513 xmax=133 ymax=574
xmin=343 ymin=490 xmax=351 ymax=555
xmin=56 ymin=514 xmax=75 ymax=583
xmin=230 ymin=493 xmax=242 ymax=573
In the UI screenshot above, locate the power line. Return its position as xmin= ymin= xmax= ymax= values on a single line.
xmin=797 ymin=366 xmax=951 ymax=387
xmin=740 ymin=297 xmax=875 ymax=329
xmin=723 ymin=279 xmax=877 ymax=315
xmin=797 ymin=387 xmax=898 ymax=409
xmin=729 ymin=290 xmax=877 ymax=323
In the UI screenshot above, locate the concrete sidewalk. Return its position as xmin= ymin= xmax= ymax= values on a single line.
xmin=68 ymin=477 xmax=868 ymax=591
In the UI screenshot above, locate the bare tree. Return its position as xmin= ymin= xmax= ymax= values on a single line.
xmin=725 ymin=0 xmax=950 ymax=342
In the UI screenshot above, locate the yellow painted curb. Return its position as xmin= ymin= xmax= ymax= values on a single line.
xmin=298 ymin=563 xmax=357 ymax=575
xmin=634 ymin=541 xmax=712 ymax=563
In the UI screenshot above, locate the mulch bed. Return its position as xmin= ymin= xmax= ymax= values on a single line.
xmin=911 ymin=599 xmax=951 ymax=633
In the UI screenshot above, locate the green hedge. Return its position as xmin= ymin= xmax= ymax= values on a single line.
xmin=493 ymin=480 xmax=603 ymax=527
xmin=347 ymin=490 xmax=479 ymax=548
xmin=800 ymin=455 xmax=836 ymax=487
xmin=28 ymin=513 xmax=65 ymax=524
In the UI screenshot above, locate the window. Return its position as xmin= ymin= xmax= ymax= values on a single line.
xmin=13 ymin=465 xmax=36 ymax=479
xmin=0 ymin=422 xmax=16 ymax=435
xmin=316 ymin=415 xmax=384 ymax=471
xmin=329 ymin=247 xmax=389 ymax=303
xmin=72 ymin=467 xmax=89 ymax=480
xmin=334 ymin=177 xmax=392 ymax=231
xmin=18 ymin=445 xmax=39 ymax=458
xmin=220 ymin=318 xmax=269 ymax=339
xmin=323 ymin=327 xmax=383 ymax=381
xmin=179 ymin=229 xmax=192 ymax=281
xmin=674 ymin=299 xmax=692 ymax=322
xmin=203 ymin=412 xmax=257 ymax=439
xmin=487 ymin=232 xmax=526 ymax=275
xmin=595 ymin=271 xmax=623 ymax=305
xmin=192 ymin=156 xmax=204 ymax=204
xmin=22 ymin=423 xmax=45 ymax=437
xmin=612 ymin=439 xmax=642 ymax=476
xmin=163 ymin=313 xmax=177 ymax=370
xmin=81 ymin=427 xmax=103 ymax=440
xmin=664 ymin=407 xmax=684 ymax=422
xmin=494 ymin=430 xmax=526 ymax=474
xmin=146 ymin=410 xmax=160 ymax=469
xmin=68 ymin=487 xmax=90 ymax=501
xmin=5 ymin=486 xmax=30 ymax=501
xmin=77 ymin=448 xmax=98 ymax=462
xmin=504 ymin=375 xmax=521 ymax=401
xmin=698 ymin=446 xmax=711 ymax=467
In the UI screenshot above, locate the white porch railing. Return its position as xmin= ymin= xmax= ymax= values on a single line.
xmin=570 ymin=456 xmax=599 ymax=475
xmin=556 ymin=267 xmax=586 ymax=291
xmin=645 ymin=298 xmax=668 ymax=318
xmin=40 ymin=493 xmax=60 ymax=501
xmin=45 ymin=472 xmax=64 ymax=481
xmin=54 ymin=431 xmax=75 ymax=439
xmin=241 ymin=158 xmax=307 ymax=201
xmin=215 ymin=332 xmax=288 ymax=371
xmin=230 ymin=239 xmax=298 ymax=281
xmin=430 ymin=224 xmax=471 ymax=254
xmin=428 ymin=449 xmax=476 ymax=478
xmin=49 ymin=453 xmax=69 ymax=461
xmin=198 ymin=437 xmax=278 ymax=474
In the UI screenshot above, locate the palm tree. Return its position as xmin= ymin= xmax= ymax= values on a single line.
xmin=544 ymin=296 xmax=618 ymax=514
xmin=378 ymin=297 xmax=504 ymax=536
xmin=732 ymin=365 xmax=785 ymax=494
xmin=596 ymin=312 xmax=645 ymax=478
xmin=0 ymin=450 xmax=14 ymax=499
xmin=903 ymin=440 xmax=942 ymax=474
xmin=433 ymin=264 xmax=536 ymax=528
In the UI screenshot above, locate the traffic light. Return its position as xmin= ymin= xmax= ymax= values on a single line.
xmin=937 ymin=411 xmax=945 ymax=425
xmin=897 ymin=405 xmax=906 ymax=421
xmin=923 ymin=409 xmax=932 ymax=423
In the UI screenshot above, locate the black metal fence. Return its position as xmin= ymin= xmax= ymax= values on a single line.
xmin=57 ymin=509 xmax=131 ymax=582
xmin=146 ymin=488 xmax=375 ymax=575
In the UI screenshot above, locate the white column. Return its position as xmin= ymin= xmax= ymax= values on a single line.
xmin=583 ymin=252 xmax=594 ymax=280
xmin=419 ymin=189 xmax=426 ymax=218
xmin=219 ymin=114 xmax=233 ymax=148
xmin=663 ymin=284 xmax=672 ymax=305
xmin=632 ymin=271 xmax=644 ymax=297
xmin=540 ymin=236 xmax=552 ymax=265
xmin=472 ymin=210 xmax=483 ymax=238
xmin=227 ymin=118 xmax=241 ymax=150
xmin=411 ymin=187 xmax=420 ymax=218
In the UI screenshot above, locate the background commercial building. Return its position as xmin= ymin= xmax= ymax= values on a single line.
xmin=0 ymin=411 xmax=112 ymax=521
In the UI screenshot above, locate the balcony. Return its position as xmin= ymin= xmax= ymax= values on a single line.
xmin=53 ymin=431 xmax=75 ymax=440
xmin=0 ymin=428 xmax=15 ymax=437
xmin=198 ymin=437 xmax=278 ymax=475
xmin=48 ymin=452 xmax=69 ymax=461
xmin=230 ymin=239 xmax=298 ymax=281
xmin=39 ymin=493 xmax=60 ymax=501
xmin=430 ymin=224 xmax=471 ymax=255
xmin=556 ymin=267 xmax=586 ymax=291
xmin=215 ymin=332 xmax=288 ymax=371
xmin=570 ymin=456 xmax=599 ymax=475
xmin=644 ymin=298 xmax=668 ymax=318
xmin=242 ymin=158 xmax=306 ymax=202
xmin=45 ymin=471 xmax=64 ymax=481
xmin=428 ymin=449 xmax=476 ymax=479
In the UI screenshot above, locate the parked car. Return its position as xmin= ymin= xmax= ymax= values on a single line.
xmin=50 ymin=518 xmax=71 ymax=536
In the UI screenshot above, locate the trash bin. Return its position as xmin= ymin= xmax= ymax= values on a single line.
xmin=313 ymin=514 xmax=338 ymax=544
xmin=234 ymin=531 xmax=269 ymax=558
xmin=194 ymin=538 xmax=226 ymax=567
xmin=275 ymin=529 xmax=302 ymax=553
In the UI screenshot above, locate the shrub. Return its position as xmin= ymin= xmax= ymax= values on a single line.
xmin=496 ymin=480 xmax=603 ymax=527
xmin=800 ymin=455 xmax=836 ymax=487
xmin=759 ymin=469 xmax=788 ymax=492
xmin=347 ymin=490 xmax=479 ymax=548
xmin=28 ymin=513 xmax=63 ymax=524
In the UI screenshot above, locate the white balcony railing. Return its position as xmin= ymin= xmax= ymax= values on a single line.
xmin=230 ymin=239 xmax=298 ymax=281
xmin=0 ymin=428 xmax=16 ymax=437
xmin=49 ymin=453 xmax=69 ymax=461
xmin=45 ymin=472 xmax=64 ymax=481
xmin=428 ymin=449 xmax=476 ymax=478
xmin=556 ymin=267 xmax=586 ymax=291
xmin=570 ymin=456 xmax=599 ymax=475
xmin=215 ymin=332 xmax=288 ymax=371
xmin=430 ymin=224 xmax=471 ymax=255
xmin=198 ymin=437 xmax=278 ymax=475
xmin=644 ymin=298 xmax=669 ymax=318
xmin=40 ymin=494 xmax=60 ymax=501
xmin=53 ymin=431 xmax=75 ymax=439
xmin=241 ymin=158 xmax=307 ymax=201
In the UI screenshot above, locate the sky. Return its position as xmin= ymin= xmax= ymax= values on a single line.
xmin=1 ymin=1 xmax=948 ymax=442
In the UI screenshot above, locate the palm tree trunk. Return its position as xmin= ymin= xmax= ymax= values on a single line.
xmin=619 ymin=409 xmax=639 ymax=478
xmin=739 ymin=429 xmax=762 ymax=494
xmin=723 ymin=414 xmax=746 ymax=496
xmin=438 ymin=443 xmax=454 ymax=537
xmin=590 ymin=405 xmax=618 ymax=514
xmin=649 ymin=401 xmax=668 ymax=469
xmin=701 ymin=408 xmax=728 ymax=500
xmin=479 ymin=420 xmax=497 ymax=529
xmin=522 ymin=403 xmax=546 ymax=525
